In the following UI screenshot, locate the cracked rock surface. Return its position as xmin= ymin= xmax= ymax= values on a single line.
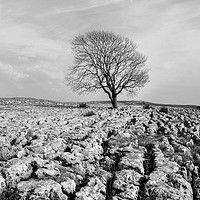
xmin=0 ymin=101 xmax=200 ymax=199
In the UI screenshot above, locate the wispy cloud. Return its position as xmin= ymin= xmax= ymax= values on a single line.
xmin=52 ymin=0 xmax=123 ymax=14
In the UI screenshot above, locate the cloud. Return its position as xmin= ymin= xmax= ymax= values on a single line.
xmin=0 ymin=61 xmax=29 ymax=80
xmin=90 ymin=0 xmax=123 ymax=6
xmin=26 ymin=64 xmax=65 ymax=81
xmin=0 ymin=0 xmax=200 ymax=103
xmin=0 ymin=21 xmax=69 ymax=60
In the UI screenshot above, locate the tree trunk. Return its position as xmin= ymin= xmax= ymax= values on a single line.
xmin=111 ymin=94 xmax=118 ymax=108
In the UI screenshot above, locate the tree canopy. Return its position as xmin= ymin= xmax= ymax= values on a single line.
xmin=66 ymin=30 xmax=149 ymax=108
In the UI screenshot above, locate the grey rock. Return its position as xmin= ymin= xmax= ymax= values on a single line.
xmin=61 ymin=178 xmax=76 ymax=194
xmin=75 ymin=177 xmax=106 ymax=200
xmin=17 ymin=179 xmax=68 ymax=200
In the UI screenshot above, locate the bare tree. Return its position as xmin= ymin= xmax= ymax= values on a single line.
xmin=66 ymin=30 xmax=149 ymax=108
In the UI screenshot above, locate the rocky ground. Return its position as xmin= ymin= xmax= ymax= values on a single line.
xmin=0 ymin=102 xmax=200 ymax=200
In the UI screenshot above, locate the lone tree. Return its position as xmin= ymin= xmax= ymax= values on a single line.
xmin=66 ymin=30 xmax=149 ymax=108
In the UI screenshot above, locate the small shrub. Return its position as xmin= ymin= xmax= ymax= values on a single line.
xmin=143 ymin=104 xmax=151 ymax=109
xmin=108 ymin=106 xmax=113 ymax=109
xmin=78 ymin=102 xmax=88 ymax=108
xmin=83 ymin=110 xmax=96 ymax=117
xmin=159 ymin=106 xmax=168 ymax=114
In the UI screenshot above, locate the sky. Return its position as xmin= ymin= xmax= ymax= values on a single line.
xmin=0 ymin=0 xmax=200 ymax=104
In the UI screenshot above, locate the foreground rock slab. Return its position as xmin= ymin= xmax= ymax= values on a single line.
xmin=0 ymin=103 xmax=200 ymax=199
